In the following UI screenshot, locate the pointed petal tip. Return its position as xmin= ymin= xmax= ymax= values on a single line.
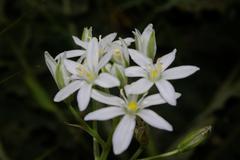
xmin=53 ymin=96 xmax=60 ymax=102
xmin=84 ymin=115 xmax=90 ymax=121
xmin=167 ymin=125 xmax=174 ymax=132
xmin=173 ymin=48 xmax=177 ymax=53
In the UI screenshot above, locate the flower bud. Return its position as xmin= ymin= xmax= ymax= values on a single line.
xmin=133 ymin=24 xmax=156 ymax=59
xmin=44 ymin=51 xmax=69 ymax=89
xmin=111 ymin=63 xmax=128 ymax=88
xmin=177 ymin=126 xmax=212 ymax=152
xmin=81 ymin=27 xmax=92 ymax=41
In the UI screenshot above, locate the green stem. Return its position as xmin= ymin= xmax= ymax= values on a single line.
xmin=138 ymin=149 xmax=179 ymax=160
xmin=67 ymin=105 xmax=106 ymax=148
xmin=130 ymin=146 xmax=144 ymax=160
xmin=100 ymin=130 xmax=112 ymax=160
xmin=92 ymin=101 xmax=100 ymax=160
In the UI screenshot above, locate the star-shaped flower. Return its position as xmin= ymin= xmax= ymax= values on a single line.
xmin=125 ymin=49 xmax=199 ymax=105
xmin=84 ymin=89 xmax=181 ymax=154
xmin=53 ymin=38 xmax=120 ymax=111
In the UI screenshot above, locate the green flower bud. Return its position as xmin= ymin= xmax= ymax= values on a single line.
xmin=111 ymin=63 xmax=128 ymax=88
xmin=44 ymin=51 xmax=69 ymax=89
xmin=177 ymin=126 xmax=212 ymax=152
xmin=81 ymin=27 xmax=92 ymax=41
xmin=147 ymin=30 xmax=156 ymax=59
xmin=133 ymin=24 xmax=156 ymax=59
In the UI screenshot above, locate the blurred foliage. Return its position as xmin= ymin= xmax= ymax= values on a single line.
xmin=0 ymin=0 xmax=240 ymax=159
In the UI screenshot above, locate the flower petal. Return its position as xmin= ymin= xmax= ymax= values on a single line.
xmin=125 ymin=66 xmax=147 ymax=78
xmin=84 ymin=106 xmax=124 ymax=121
xmin=44 ymin=51 xmax=57 ymax=78
xmin=159 ymin=49 xmax=176 ymax=71
xmin=55 ymin=50 xmax=85 ymax=60
xmin=100 ymin=33 xmax=117 ymax=48
xmin=137 ymin=109 xmax=173 ymax=131
xmin=91 ymin=89 xmax=125 ymax=106
xmin=141 ymin=92 xmax=181 ymax=108
xmin=128 ymin=49 xmax=152 ymax=69
xmin=95 ymin=73 xmax=120 ymax=88
xmin=125 ymin=78 xmax=153 ymax=94
xmin=113 ymin=115 xmax=136 ymax=155
xmin=123 ymin=37 xmax=134 ymax=46
xmin=54 ymin=80 xmax=83 ymax=102
xmin=97 ymin=52 xmax=113 ymax=71
xmin=162 ymin=66 xmax=200 ymax=80
xmin=77 ymin=83 xmax=92 ymax=111
xmin=64 ymin=59 xmax=79 ymax=75
xmin=155 ymin=80 xmax=176 ymax=106
xmin=72 ymin=36 xmax=88 ymax=49
xmin=87 ymin=37 xmax=99 ymax=71
xmin=142 ymin=24 xmax=153 ymax=43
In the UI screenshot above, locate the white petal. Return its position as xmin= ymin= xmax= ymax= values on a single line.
xmin=155 ymin=80 xmax=176 ymax=106
xmin=54 ymin=80 xmax=83 ymax=102
xmin=95 ymin=73 xmax=120 ymax=88
xmin=100 ymin=33 xmax=117 ymax=48
xmin=142 ymin=24 xmax=153 ymax=42
xmin=77 ymin=83 xmax=92 ymax=111
xmin=97 ymin=52 xmax=113 ymax=71
xmin=159 ymin=49 xmax=176 ymax=71
xmin=137 ymin=109 xmax=173 ymax=131
xmin=113 ymin=115 xmax=136 ymax=155
xmin=141 ymin=92 xmax=181 ymax=108
xmin=55 ymin=50 xmax=85 ymax=60
xmin=64 ymin=59 xmax=79 ymax=75
xmin=91 ymin=89 xmax=125 ymax=106
xmin=87 ymin=38 xmax=99 ymax=71
xmin=125 ymin=66 xmax=146 ymax=78
xmin=84 ymin=107 xmax=124 ymax=121
xmin=162 ymin=66 xmax=200 ymax=80
xmin=123 ymin=37 xmax=134 ymax=46
xmin=125 ymin=78 xmax=153 ymax=94
xmin=44 ymin=51 xmax=56 ymax=78
xmin=128 ymin=49 xmax=152 ymax=69
xmin=142 ymin=24 xmax=153 ymax=55
xmin=72 ymin=36 xmax=88 ymax=49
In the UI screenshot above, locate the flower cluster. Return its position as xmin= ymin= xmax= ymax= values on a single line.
xmin=45 ymin=24 xmax=199 ymax=155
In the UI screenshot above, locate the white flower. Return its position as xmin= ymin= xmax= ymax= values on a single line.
xmin=107 ymin=38 xmax=130 ymax=67
xmin=133 ymin=24 xmax=156 ymax=59
xmin=125 ymin=49 xmax=199 ymax=106
xmin=60 ymin=31 xmax=134 ymax=60
xmin=44 ymin=51 xmax=70 ymax=88
xmin=84 ymin=89 xmax=181 ymax=155
xmin=53 ymin=38 xmax=120 ymax=111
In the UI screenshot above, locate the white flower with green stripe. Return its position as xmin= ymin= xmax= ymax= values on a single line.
xmin=53 ymin=38 xmax=120 ymax=111
xmin=84 ymin=89 xmax=181 ymax=155
xmin=125 ymin=49 xmax=199 ymax=106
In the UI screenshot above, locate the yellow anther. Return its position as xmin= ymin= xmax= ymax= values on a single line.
xmin=86 ymin=72 xmax=95 ymax=81
xmin=76 ymin=64 xmax=86 ymax=76
xmin=114 ymin=48 xmax=122 ymax=57
xmin=128 ymin=101 xmax=138 ymax=112
xmin=150 ymin=69 xmax=159 ymax=79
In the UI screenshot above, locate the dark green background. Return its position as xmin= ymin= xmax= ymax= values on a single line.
xmin=0 ymin=0 xmax=240 ymax=159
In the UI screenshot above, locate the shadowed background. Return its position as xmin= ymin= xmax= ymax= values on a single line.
xmin=0 ymin=0 xmax=240 ymax=159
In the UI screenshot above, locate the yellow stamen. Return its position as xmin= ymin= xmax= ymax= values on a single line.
xmin=114 ymin=48 xmax=122 ymax=57
xmin=76 ymin=65 xmax=95 ymax=82
xmin=150 ymin=69 xmax=158 ymax=79
xmin=128 ymin=101 xmax=138 ymax=112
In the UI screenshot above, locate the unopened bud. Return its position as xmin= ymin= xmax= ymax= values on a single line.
xmin=177 ymin=126 xmax=212 ymax=152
